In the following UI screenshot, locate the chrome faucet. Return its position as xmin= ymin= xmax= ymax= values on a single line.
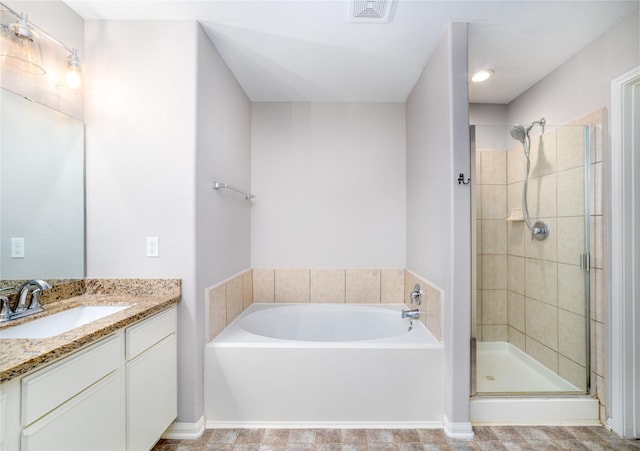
xmin=401 ymin=284 xmax=424 ymax=320
xmin=0 ymin=279 xmax=51 ymax=322
xmin=401 ymin=308 xmax=420 ymax=319
xmin=410 ymin=284 xmax=423 ymax=305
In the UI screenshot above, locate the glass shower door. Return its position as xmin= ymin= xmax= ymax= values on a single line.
xmin=471 ymin=123 xmax=591 ymax=396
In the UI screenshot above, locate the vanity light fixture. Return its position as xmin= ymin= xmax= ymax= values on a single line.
xmin=471 ymin=69 xmax=494 ymax=83
xmin=0 ymin=12 xmax=45 ymax=74
xmin=0 ymin=2 xmax=83 ymax=90
xmin=65 ymin=48 xmax=82 ymax=90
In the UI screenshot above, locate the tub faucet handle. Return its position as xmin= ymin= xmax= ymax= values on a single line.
xmin=410 ymin=284 xmax=423 ymax=305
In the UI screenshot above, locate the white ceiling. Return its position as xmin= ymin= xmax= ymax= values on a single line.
xmin=64 ymin=0 xmax=638 ymax=104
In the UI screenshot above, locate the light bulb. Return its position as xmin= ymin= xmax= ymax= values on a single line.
xmin=65 ymin=68 xmax=81 ymax=89
xmin=471 ymin=69 xmax=494 ymax=83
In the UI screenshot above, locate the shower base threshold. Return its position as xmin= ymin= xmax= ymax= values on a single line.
xmin=470 ymin=397 xmax=600 ymax=426
xmin=471 ymin=341 xmax=599 ymax=425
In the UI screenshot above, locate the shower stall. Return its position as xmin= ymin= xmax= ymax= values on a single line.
xmin=471 ymin=120 xmax=592 ymax=398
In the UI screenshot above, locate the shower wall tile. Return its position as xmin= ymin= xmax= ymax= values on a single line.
xmin=526 ymin=337 xmax=558 ymax=373
xmin=476 ymin=220 xmax=483 ymax=254
xmin=558 ymin=263 xmax=586 ymax=315
xmin=507 ymin=182 xmax=523 ymax=213
xmin=381 ymin=269 xmax=404 ymax=303
xmin=526 ymin=298 xmax=558 ymax=350
xmin=556 ymin=125 xmax=586 ymax=171
xmin=209 ymin=284 xmax=227 ymax=341
xmin=507 ymin=291 xmax=525 ymax=332
xmin=557 ymin=216 xmax=585 ymax=265
xmin=481 ymin=220 xmax=507 ymax=254
xmin=275 ymin=269 xmax=310 ymax=302
xmin=253 ymin=269 xmax=275 ymax=302
xmin=593 ymin=215 xmax=604 ymax=270
xmin=507 ymin=147 xmax=525 ymax=184
xmin=559 ymin=355 xmax=586 ymax=391
xmin=530 ymin=130 xmax=557 ymax=178
xmin=481 ymin=185 xmax=507 ymax=219
xmin=591 ymin=162 xmax=603 ymax=216
xmin=593 ymin=268 xmax=605 ymax=323
xmin=524 ymin=258 xmax=557 ymax=306
xmin=595 ymin=320 xmax=605 ymax=378
xmin=482 ymin=325 xmax=507 ymax=342
xmin=524 ymin=217 xmax=557 ymax=261
xmin=507 ymin=255 xmax=525 ymax=295
xmin=481 ymin=150 xmax=507 ymax=184
xmin=481 ymin=290 xmax=507 ymax=324
xmin=557 ymin=167 xmax=585 ymax=217
xmin=310 ymin=269 xmax=345 ymax=302
xmin=508 ymin=326 xmax=526 ymax=352
xmin=559 ymin=309 xmax=586 ymax=365
xmin=526 ymin=174 xmax=556 ymax=218
xmin=507 ymin=222 xmax=525 ymax=257
xmin=481 ymin=255 xmax=507 ymax=289
xmin=346 ymin=269 xmax=380 ymax=303
xmin=226 ymin=275 xmax=244 ymax=323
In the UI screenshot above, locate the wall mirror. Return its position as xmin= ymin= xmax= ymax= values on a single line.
xmin=1 ymin=88 xmax=85 ymax=289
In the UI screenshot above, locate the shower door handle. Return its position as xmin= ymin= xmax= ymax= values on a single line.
xmin=580 ymin=253 xmax=591 ymax=272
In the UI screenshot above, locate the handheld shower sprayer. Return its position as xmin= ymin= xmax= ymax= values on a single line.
xmin=509 ymin=117 xmax=549 ymax=241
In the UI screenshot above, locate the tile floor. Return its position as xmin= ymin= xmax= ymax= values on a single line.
xmin=153 ymin=426 xmax=640 ymax=450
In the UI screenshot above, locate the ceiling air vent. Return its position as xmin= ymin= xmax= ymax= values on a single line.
xmin=348 ymin=0 xmax=393 ymax=23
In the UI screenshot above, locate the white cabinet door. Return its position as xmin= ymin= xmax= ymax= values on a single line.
xmin=21 ymin=370 xmax=125 ymax=451
xmin=127 ymin=333 xmax=177 ymax=451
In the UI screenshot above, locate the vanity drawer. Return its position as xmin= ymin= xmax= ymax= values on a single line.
xmin=126 ymin=305 xmax=176 ymax=361
xmin=21 ymin=332 xmax=123 ymax=426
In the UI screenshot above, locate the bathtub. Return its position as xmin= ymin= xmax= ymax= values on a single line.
xmin=204 ymin=303 xmax=445 ymax=428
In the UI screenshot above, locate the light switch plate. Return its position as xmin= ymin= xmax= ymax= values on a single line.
xmin=11 ymin=237 xmax=25 ymax=258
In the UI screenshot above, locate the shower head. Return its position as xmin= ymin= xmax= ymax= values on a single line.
xmin=509 ymin=124 xmax=527 ymax=144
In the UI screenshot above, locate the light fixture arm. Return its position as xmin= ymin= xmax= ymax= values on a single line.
xmin=1 ymin=2 xmax=78 ymax=55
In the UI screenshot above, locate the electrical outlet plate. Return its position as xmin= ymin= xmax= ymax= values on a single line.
xmin=146 ymin=237 xmax=159 ymax=257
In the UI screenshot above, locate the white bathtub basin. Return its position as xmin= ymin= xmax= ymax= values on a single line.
xmin=0 ymin=305 xmax=131 ymax=339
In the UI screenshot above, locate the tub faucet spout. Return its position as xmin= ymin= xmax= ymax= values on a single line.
xmin=401 ymin=308 xmax=420 ymax=319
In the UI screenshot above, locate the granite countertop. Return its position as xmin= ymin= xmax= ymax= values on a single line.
xmin=0 ymin=279 xmax=181 ymax=383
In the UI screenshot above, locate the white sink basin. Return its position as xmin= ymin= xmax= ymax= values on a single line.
xmin=0 ymin=305 xmax=131 ymax=339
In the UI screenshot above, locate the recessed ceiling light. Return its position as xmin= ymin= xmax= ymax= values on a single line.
xmin=471 ymin=70 xmax=494 ymax=83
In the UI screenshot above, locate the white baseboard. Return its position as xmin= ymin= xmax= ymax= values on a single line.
xmin=443 ymin=415 xmax=474 ymax=438
xmin=205 ymin=420 xmax=443 ymax=429
xmin=162 ymin=416 xmax=205 ymax=440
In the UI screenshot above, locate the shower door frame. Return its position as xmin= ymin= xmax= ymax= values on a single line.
xmin=470 ymin=123 xmax=592 ymax=397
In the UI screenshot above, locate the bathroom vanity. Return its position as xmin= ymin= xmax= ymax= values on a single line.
xmin=0 ymin=280 xmax=179 ymax=451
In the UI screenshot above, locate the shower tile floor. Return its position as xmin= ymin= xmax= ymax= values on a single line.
xmin=152 ymin=426 xmax=639 ymax=450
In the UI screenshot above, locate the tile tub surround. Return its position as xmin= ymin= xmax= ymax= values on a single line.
xmin=208 ymin=269 xmax=443 ymax=342
xmin=0 ymin=279 xmax=181 ymax=382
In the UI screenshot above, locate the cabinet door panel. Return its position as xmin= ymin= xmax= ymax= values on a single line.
xmin=126 ymin=306 xmax=176 ymax=360
xmin=127 ymin=333 xmax=177 ymax=451
xmin=22 ymin=333 xmax=123 ymax=426
xmin=21 ymin=370 xmax=125 ymax=451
